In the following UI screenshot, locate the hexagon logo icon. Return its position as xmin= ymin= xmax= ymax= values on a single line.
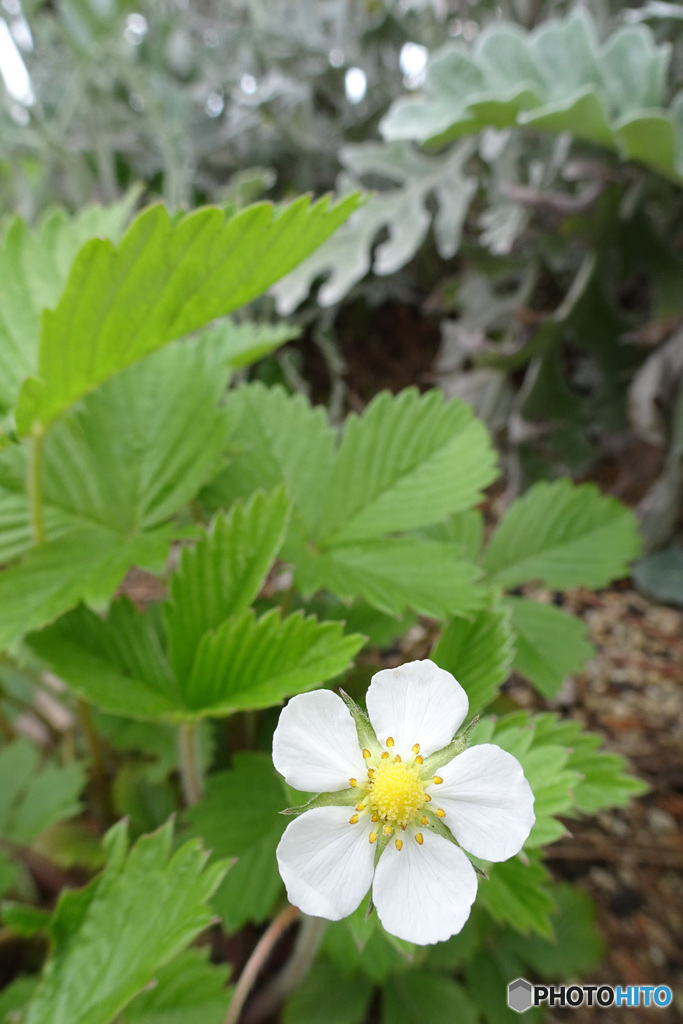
xmin=508 ymin=978 xmax=533 ymax=1013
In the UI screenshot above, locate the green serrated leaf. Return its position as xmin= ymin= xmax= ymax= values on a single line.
xmin=112 ymin=766 xmax=178 ymax=840
xmin=0 ymin=976 xmax=39 ymax=1021
xmin=293 ymin=537 xmax=484 ymax=619
xmin=0 ymin=339 xmax=231 ymax=649
xmin=382 ymin=971 xmax=477 ymax=1024
xmin=36 ymin=342 xmax=230 ymax=535
xmin=466 ymin=950 xmax=542 ymax=1024
xmin=420 ymin=509 xmax=484 ymax=560
xmin=473 ymin=714 xmax=579 ymax=848
xmin=197 ymin=318 xmax=301 ymax=369
xmin=0 ymin=195 xmax=137 ymax=415
xmin=29 ymin=599 xmax=179 ymax=720
xmin=31 ymin=569 xmax=362 ymax=723
xmin=478 ymin=854 xmax=556 ymax=937
xmin=206 ymin=385 xmax=491 ymax=619
xmin=483 ymin=480 xmax=641 ymax=589
xmin=283 ymin=959 xmax=373 ymax=1024
xmin=0 ymin=527 xmax=174 ymax=654
xmin=567 ymin=738 xmax=648 ymax=815
xmin=506 ymin=596 xmax=594 ymax=697
xmin=183 ymin=608 xmax=364 ymax=716
xmin=0 ymin=739 xmax=84 ymax=845
xmin=1 ymin=902 xmax=52 ymax=936
xmin=316 ymin=389 xmax=497 ymax=544
xmin=310 ymin=596 xmax=415 ymax=650
xmin=432 ymin=597 xmax=514 ymax=714
xmin=322 ymin=907 xmax=414 ymax=983
xmin=164 ymin=489 xmax=290 ymax=684
xmin=24 ymin=820 xmax=227 ymax=1024
xmin=16 ymin=194 xmax=361 ymax=435
xmin=204 ymin=383 xmax=336 ymax=540
xmin=184 ymin=753 xmax=286 ymax=931
xmin=517 ymin=883 xmax=604 ymax=977
xmin=119 ymin=948 xmax=231 ymax=1024
xmin=185 ymin=753 xmax=285 ymax=855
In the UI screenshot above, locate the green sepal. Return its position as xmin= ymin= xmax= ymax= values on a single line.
xmin=339 ymin=689 xmax=382 ymax=757
xmin=280 ymin=787 xmax=359 ymax=816
xmin=421 ymin=809 xmax=461 ymax=849
xmin=419 ymin=811 xmax=488 ymax=878
xmin=419 ymin=716 xmax=480 ymax=776
xmin=372 ymin=830 xmax=392 ymax=868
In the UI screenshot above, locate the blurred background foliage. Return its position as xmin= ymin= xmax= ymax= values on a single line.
xmin=5 ymin=0 xmax=679 ymax=600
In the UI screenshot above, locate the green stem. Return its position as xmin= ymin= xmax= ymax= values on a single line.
xmin=179 ymin=721 xmax=204 ymax=806
xmin=279 ymin=584 xmax=295 ymax=618
xmin=243 ymin=914 xmax=327 ymax=1024
xmin=77 ymin=699 xmax=114 ymax=825
xmin=224 ymin=905 xmax=300 ymax=1024
xmin=28 ymin=431 xmax=47 ymax=546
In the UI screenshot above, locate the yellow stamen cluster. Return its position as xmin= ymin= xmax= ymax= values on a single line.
xmin=347 ymin=735 xmax=440 ymax=848
xmin=368 ymin=760 xmax=425 ymax=828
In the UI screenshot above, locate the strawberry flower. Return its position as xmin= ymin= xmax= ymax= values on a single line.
xmin=273 ymin=659 xmax=535 ymax=945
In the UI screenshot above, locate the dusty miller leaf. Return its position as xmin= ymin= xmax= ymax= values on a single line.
xmin=272 ymin=142 xmax=476 ymax=312
xmin=381 ymin=9 xmax=680 ymax=182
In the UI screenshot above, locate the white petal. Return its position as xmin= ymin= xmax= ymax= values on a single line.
xmin=272 ymin=690 xmax=367 ymax=792
xmin=435 ymin=744 xmax=535 ymax=861
xmin=366 ymin=659 xmax=468 ymax=759
xmin=373 ymin=828 xmax=477 ymax=945
xmin=276 ymin=805 xmax=375 ymax=920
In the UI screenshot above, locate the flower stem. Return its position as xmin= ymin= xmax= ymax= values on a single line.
xmin=77 ymin=699 xmax=114 ymax=825
xmin=28 ymin=431 xmax=46 ymax=546
xmin=179 ymin=721 xmax=203 ymax=806
xmin=243 ymin=913 xmax=327 ymax=1024
xmin=224 ymin=905 xmax=300 ymax=1024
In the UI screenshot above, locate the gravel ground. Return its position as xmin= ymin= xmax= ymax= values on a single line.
xmin=507 ymin=587 xmax=683 ymax=1024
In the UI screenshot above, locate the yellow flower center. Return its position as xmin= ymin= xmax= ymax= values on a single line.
xmin=367 ymin=759 xmax=425 ymax=829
